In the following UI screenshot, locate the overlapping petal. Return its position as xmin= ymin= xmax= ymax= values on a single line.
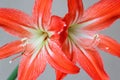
xmin=74 ymin=46 xmax=109 ymax=80
xmin=80 ymin=0 xmax=120 ymax=30
xmin=32 ymin=0 xmax=52 ymax=28
xmin=62 ymin=38 xmax=109 ymax=80
xmin=63 ymin=0 xmax=83 ymax=26
xmin=59 ymin=0 xmax=120 ymax=80
xmin=48 ymin=16 xmax=65 ymax=33
xmin=0 ymin=40 xmax=24 ymax=59
xmin=18 ymin=46 xmax=46 ymax=80
xmin=60 ymin=0 xmax=120 ymax=80
xmin=98 ymin=35 xmax=120 ymax=57
xmin=48 ymin=16 xmax=66 ymax=44
xmin=46 ymin=40 xmax=79 ymax=74
xmin=0 ymin=0 xmax=120 ymax=80
xmin=55 ymin=39 xmax=77 ymax=80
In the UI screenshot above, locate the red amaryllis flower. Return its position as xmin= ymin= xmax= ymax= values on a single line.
xmin=0 ymin=0 xmax=80 ymax=80
xmin=56 ymin=0 xmax=120 ymax=80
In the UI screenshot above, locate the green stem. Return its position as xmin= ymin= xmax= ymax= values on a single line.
xmin=7 ymin=65 xmax=18 ymax=80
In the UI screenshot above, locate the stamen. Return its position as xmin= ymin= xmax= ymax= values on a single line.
xmin=105 ymin=47 xmax=109 ymax=50
xmin=90 ymin=34 xmax=100 ymax=48
xmin=68 ymin=39 xmax=73 ymax=54
xmin=9 ymin=54 xmax=22 ymax=64
xmin=21 ymin=38 xmax=28 ymax=42
xmin=23 ymin=48 xmax=34 ymax=56
xmin=20 ymin=38 xmax=28 ymax=48
xmin=9 ymin=60 xmax=12 ymax=64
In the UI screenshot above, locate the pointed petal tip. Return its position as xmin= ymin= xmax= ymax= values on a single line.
xmin=55 ymin=70 xmax=67 ymax=80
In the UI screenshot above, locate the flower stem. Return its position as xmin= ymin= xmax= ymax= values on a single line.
xmin=7 ymin=65 xmax=18 ymax=80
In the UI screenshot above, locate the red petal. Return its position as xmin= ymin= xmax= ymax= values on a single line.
xmin=80 ymin=16 xmax=117 ymax=31
xmin=55 ymin=70 xmax=67 ymax=80
xmin=45 ymin=40 xmax=79 ymax=74
xmin=55 ymin=39 xmax=79 ymax=80
xmin=48 ymin=16 xmax=65 ymax=44
xmin=0 ymin=8 xmax=32 ymax=37
xmin=32 ymin=0 xmax=52 ymax=28
xmin=0 ymin=24 xmax=31 ymax=38
xmin=59 ymin=27 xmax=68 ymax=46
xmin=18 ymin=47 xmax=47 ymax=80
xmin=64 ymin=0 xmax=83 ymax=26
xmin=62 ymin=39 xmax=73 ymax=60
xmin=74 ymin=45 xmax=109 ymax=80
xmin=98 ymin=35 xmax=120 ymax=57
xmin=48 ymin=16 xmax=65 ymax=33
xmin=0 ymin=8 xmax=34 ymax=27
xmin=0 ymin=40 xmax=24 ymax=59
xmin=81 ymin=0 xmax=120 ymax=30
xmin=62 ymin=39 xmax=77 ymax=63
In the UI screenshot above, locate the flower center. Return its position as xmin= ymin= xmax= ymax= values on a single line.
xmin=30 ymin=29 xmax=50 ymax=46
xmin=68 ymin=23 xmax=100 ymax=49
xmin=21 ymin=28 xmax=51 ymax=55
xmin=16 ymin=28 xmax=52 ymax=63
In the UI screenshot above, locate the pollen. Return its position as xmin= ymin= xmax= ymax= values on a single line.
xmin=20 ymin=38 xmax=28 ymax=48
xmin=90 ymin=34 xmax=100 ymax=48
xmin=9 ymin=54 xmax=23 ymax=64
xmin=9 ymin=60 xmax=12 ymax=64
xmin=105 ymin=47 xmax=109 ymax=50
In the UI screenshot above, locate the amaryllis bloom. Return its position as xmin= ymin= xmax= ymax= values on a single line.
xmin=56 ymin=0 xmax=120 ymax=80
xmin=0 ymin=0 xmax=80 ymax=80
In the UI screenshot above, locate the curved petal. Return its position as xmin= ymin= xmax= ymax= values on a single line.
xmin=74 ymin=45 xmax=109 ymax=80
xmin=18 ymin=47 xmax=47 ymax=80
xmin=81 ymin=0 xmax=120 ymax=30
xmin=98 ymin=35 xmax=120 ymax=57
xmin=32 ymin=0 xmax=52 ymax=28
xmin=62 ymin=39 xmax=73 ymax=60
xmin=0 ymin=8 xmax=32 ymax=37
xmin=0 ymin=40 xmax=24 ymax=59
xmin=54 ymin=39 xmax=79 ymax=80
xmin=48 ymin=16 xmax=65 ymax=33
xmin=45 ymin=40 xmax=79 ymax=74
xmin=63 ymin=0 xmax=83 ymax=26
xmin=59 ymin=27 xmax=68 ymax=46
xmin=48 ymin=16 xmax=66 ymax=45
xmin=62 ymin=39 xmax=78 ymax=63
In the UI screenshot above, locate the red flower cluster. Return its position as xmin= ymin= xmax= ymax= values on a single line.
xmin=0 ymin=0 xmax=120 ymax=80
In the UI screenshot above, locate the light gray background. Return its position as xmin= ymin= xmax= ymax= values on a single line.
xmin=0 ymin=0 xmax=120 ymax=80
